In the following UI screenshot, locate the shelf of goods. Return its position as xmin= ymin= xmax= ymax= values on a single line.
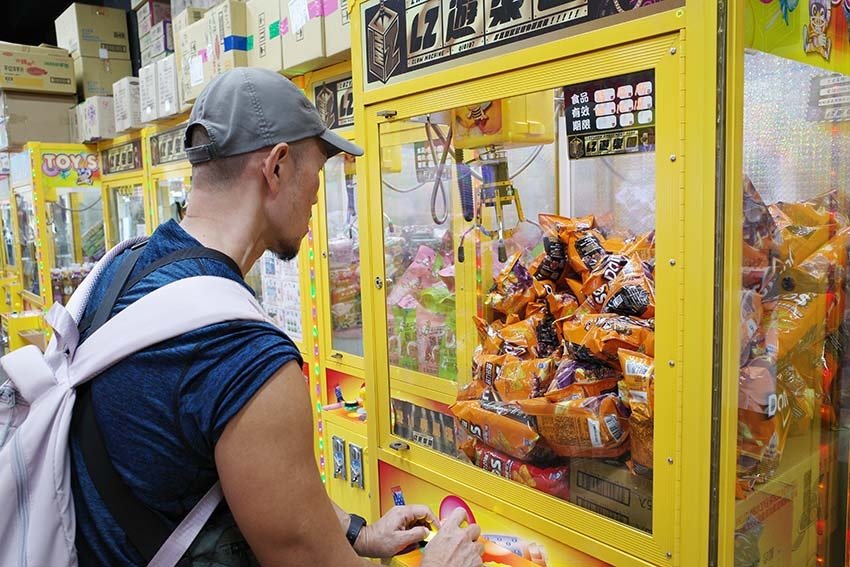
xmin=338 ymin=0 xmax=850 ymax=565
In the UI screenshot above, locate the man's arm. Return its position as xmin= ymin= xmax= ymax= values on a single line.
xmin=215 ymin=361 xmax=370 ymax=566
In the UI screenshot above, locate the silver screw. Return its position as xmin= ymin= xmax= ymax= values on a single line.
xmin=670 ymin=154 xmax=677 ymax=162
xmin=669 ymin=258 xmax=676 ymax=266
xmin=670 ymin=47 xmax=677 ymax=55
xmin=666 ymin=551 xmax=673 ymax=559
xmin=667 ymin=457 xmax=674 ymax=464
xmin=668 ymin=360 xmax=675 ymax=367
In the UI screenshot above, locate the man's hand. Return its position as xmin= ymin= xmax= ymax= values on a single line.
xmin=353 ymin=505 xmax=439 ymax=558
xmin=421 ymin=508 xmax=484 ymax=567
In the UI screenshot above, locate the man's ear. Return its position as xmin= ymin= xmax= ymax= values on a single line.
xmin=262 ymin=143 xmax=291 ymax=194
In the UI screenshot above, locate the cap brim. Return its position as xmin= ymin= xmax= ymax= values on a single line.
xmin=319 ymin=129 xmax=364 ymax=157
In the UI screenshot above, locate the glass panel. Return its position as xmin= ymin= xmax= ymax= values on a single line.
xmin=48 ymin=188 xmax=104 ymax=305
xmin=106 ymin=183 xmax=146 ymax=244
xmin=2 ymin=202 xmax=15 ymax=267
xmin=16 ymin=191 xmax=38 ymax=296
xmin=259 ymin=251 xmax=303 ymax=344
xmin=734 ymin=49 xmax=850 ymax=567
xmin=324 ymin=153 xmax=364 ymax=357
xmin=378 ymin=82 xmax=657 ymax=532
xmin=156 ymin=176 xmax=190 ymax=225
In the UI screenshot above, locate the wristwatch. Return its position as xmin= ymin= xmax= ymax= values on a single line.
xmin=346 ymin=513 xmax=367 ymax=547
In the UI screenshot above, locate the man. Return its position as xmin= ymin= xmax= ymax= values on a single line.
xmin=70 ymin=68 xmax=483 ymax=566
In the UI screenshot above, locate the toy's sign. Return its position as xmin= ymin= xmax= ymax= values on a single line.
xmin=362 ymin=0 xmax=678 ymax=87
xmin=314 ymin=76 xmax=355 ymax=130
xmin=41 ymin=152 xmax=100 ymax=187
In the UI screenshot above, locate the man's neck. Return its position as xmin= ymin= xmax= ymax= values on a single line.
xmin=179 ymin=214 xmax=266 ymax=276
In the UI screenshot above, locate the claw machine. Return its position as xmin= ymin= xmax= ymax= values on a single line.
xmin=0 ymin=171 xmax=22 ymax=318
xmin=8 ymin=143 xmax=104 ymax=349
xmin=306 ymin=62 xmax=374 ymax=521
xmin=350 ymin=0 xmax=738 ymax=564
xmin=99 ymin=133 xmax=150 ymax=249
xmin=145 ymin=113 xmax=192 ymax=229
xmin=716 ymin=2 xmax=850 ymax=567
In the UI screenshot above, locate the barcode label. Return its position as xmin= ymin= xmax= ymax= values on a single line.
xmin=588 ymin=418 xmax=602 ymax=447
xmin=625 ymin=359 xmax=651 ymax=377
xmin=604 ymin=414 xmax=623 ymax=440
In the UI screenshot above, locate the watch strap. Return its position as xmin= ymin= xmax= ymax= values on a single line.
xmin=346 ymin=513 xmax=367 ymax=547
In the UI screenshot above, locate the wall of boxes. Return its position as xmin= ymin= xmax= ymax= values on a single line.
xmin=0 ymin=0 xmax=353 ymax=153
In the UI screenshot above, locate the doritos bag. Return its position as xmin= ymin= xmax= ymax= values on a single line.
xmin=451 ymin=400 xmax=542 ymax=460
xmin=564 ymin=314 xmax=655 ymax=368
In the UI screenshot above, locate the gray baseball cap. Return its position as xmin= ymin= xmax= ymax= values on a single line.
xmin=184 ymin=67 xmax=363 ymax=164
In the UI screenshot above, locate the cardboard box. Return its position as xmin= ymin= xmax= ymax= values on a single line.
xmin=0 ymin=43 xmax=76 ymax=95
xmin=173 ymin=7 xmax=207 ymax=111
xmin=247 ymin=0 xmax=283 ymax=72
xmin=180 ymin=18 xmax=213 ymax=105
xmin=54 ymin=3 xmax=130 ymax=61
xmin=112 ymin=77 xmax=142 ymax=132
xmin=79 ymin=96 xmax=116 ymax=141
xmin=0 ymin=90 xmax=75 ymax=149
xmin=140 ymin=20 xmax=174 ymax=66
xmin=171 ymin=0 xmax=222 ymax=15
xmin=136 ymin=0 xmax=172 ymax=37
xmin=68 ymin=106 xmax=79 ymax=142
xmin=74 ymin=104 xmax=86 ymax=143
xmin=139 ymin=63 xmax=158 ymax=123
xmin=73 ymin=56 xmax=133 ymax=99
xmin=280 ymin=0 xmax=325 ymax=75
xmin=156 ymin=55 xmax=179 ymax=119
xmin=569 ymin=458 xmax=653 ymax=533
xmin=322 ymin=0 xmax=350 ymax=60
xmin=208 ymin=1 xmax=249 ymax=77
xmin=173 ymin=6 xmax=207 ymax=33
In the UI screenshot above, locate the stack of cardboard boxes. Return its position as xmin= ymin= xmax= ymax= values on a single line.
xmin=135 ymin=0 xmax=173 ymax=67
xmin=0 ymin=43 xmax=77 ymax=150
xmin=55 ymin=4 xmax=132 ymax=99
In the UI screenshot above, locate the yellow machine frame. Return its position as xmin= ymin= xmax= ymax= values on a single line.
xmin=143 ymin=113 xmax=193 ymax=230
xmin=348 ymin=1 xmax=721 ymax=565
xmin=99 ymin=132 xmax=151 ymax=249
xmin=307 ymin=62 xmax=365 ymax=378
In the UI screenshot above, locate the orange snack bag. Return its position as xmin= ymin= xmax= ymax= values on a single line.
xmin=762 ymin=293 xmax=828 ymax=362
xmin=461 ymin=356 xmax=556 ymax=402
xmin=517 ymin=394 xmax=630 ymax=458
xmin=486 ymin=254 xmax=543 ymax=316
xmin=474 ymin=316 xmax=505 ymax=355
xmin=602 ymin=271 xmax=655 ymax=319
xmin=566 ymin=278 xmax=587 ymax=304
xmin=567 ymin=229 xmax=609 ymax=279
xmin=451 ymin=400 xmax=541 ymax=460
xmin=499 ymin=316 xmax=541 ymax=359
xmin=464 ymin=439 xmax=570 ymax=500
xmin=740 ymin=290 xmax=764 ymax=366
xmin=579 ymin=254 xmax=631 ymax=314
xmin=564 ymin=314 xmax=655 ymax=368
xmin=619 ymin=350 xmax=654 ymax=470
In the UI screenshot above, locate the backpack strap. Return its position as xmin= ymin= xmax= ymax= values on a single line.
xmin=148 ymin=482 xmax=224 ymax=567
xmin=77 ymin=245 xmax=240 ymax=339
xmin=71 ymin=276 xmax=268 ymax=564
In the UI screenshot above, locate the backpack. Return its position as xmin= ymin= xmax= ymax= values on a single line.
xmin=0 ymin=236 xmax=272 ymax=567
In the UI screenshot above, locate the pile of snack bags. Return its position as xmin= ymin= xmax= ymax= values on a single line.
xmin=449 ymin=213 xmax=657 ymax=501
xmin=328 ymin=237 xmax=363 ymax=332
xmin=737 ymin=177 xmax=849 ymax=498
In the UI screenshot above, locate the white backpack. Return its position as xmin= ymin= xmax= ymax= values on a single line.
xmin=0 ymin=237 xmax=271 ymax=567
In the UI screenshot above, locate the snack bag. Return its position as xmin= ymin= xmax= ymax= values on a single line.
xmin=499 ymin=315 xmax=542 ymax=359
xmin=567 ymin=229 xmax=609 ymax=279
xmin=547 ymin=291 xmax=579 ymax=321
xmin=762 ymin=292 xmax=828 ymax=363
xmin=474 ymin=317 xmax=506 ymax=355
xmin=539 ymin=213 xmax=596 ymax=238
xmin=740 ymin=290 xmax=764 ymax=366
xmin=390 ymin=295 xmax=420 ymax=369
xmin=451 ymin=400 xmax=541 ymax=460
xmin=781 ymin=227 xmax=850 ymax=294
xmin=529 ymin=231 xmax=569 ymax=287
xmin=486 ymin=254 xmax=543 ymax=316
xmin=465 ymin=440 xmax=570 ymax=500
xmin=742 ymin=177 xmax=778 ymax=253
xmin=387 ymin=246 xmax=439 ymax=306
xmin=544 ymin=359 xmax=620 ymax=402
xmin=566 ymin=278 xmax=587 ymax=304
xmin=416 ymin=307 xmax=447 ymax=375
xmin=462 ymin=355 xmax=555 ymax=402
xmin=737 ymin=355 xmax=792 ymax=484
xmin=517 ymin=394 xmax=630 ymax=458
xmin=619 ymin=350 xmax=655 ymax=471
xmin=564 ymin=314 xmax=655 ymax=368
xmin=579 ymin=254 xmax=632 ymax=313
xmin=602 ymin=271 xmax=655 ymax=319
xmin=769 ymin=206 xmax=831 ymax=270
